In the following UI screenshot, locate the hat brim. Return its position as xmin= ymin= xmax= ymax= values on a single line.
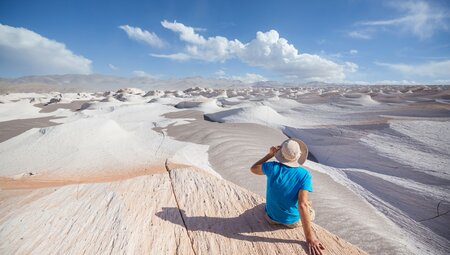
xmin=275 ymin=138 xmax=308 ymax=167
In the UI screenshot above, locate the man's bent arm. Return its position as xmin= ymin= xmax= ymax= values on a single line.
xmin=250 ymin=146 xmax=280 ymax=175
xmin=250 ymin=153 xmax=273 ymax=175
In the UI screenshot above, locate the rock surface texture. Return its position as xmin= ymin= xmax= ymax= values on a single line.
xmin=0 ymin=162 xmax=367 ymax=255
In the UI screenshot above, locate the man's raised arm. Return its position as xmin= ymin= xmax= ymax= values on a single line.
xmin=250 ymin=146 xmax=280 ymax=175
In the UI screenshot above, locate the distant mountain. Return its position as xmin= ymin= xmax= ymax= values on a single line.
xmin=3 ymin=74 xmax=440 ymax=93
xmin=0 ymin=74 xmax=249 ymax=93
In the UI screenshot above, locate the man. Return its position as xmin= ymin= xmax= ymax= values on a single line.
xmin=250 ymin=138 xmax=325 ymax=255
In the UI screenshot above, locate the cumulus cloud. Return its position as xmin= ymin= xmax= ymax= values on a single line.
xmin=214 ymin=69 xmax=267 ymax=83
xmin=159 ymin=20 xmax=243 ymax=62
xmin=119 ymin=25 xmax=165 ymax=48
xmin=0 ymin=24 xmax=92 ymax=76
xmin=357 ymin=0 xmax=449 ymax=39
xmin=376 ymin=60 xmax=450 ymax=78
xmin=349 ymin=49 xmax=358 ymax=55
xmin=193 ymin=27 xmax=207 ymax=32
xmin=154 ymin=20 xmax=353 ymax=82
xmin=237 ymin=30 xmax=349 ymax=81
xmin=161 ymin=20 xmax=206 ymax=45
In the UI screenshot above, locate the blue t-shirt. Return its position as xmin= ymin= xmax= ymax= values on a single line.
xmin=262 ymin=161 xmax=313 ymax=224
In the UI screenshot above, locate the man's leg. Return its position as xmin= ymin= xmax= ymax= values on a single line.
xmin=285 ymin=221 xmax=301 ymax=229
xmin=264 ymin=213 xmax=281 ymax=225
xmin=264 ymin=213 xmax=301 ymax=228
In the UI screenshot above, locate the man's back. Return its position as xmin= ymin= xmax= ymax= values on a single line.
xmin=262 ymin=161 xmax=312 ymax=224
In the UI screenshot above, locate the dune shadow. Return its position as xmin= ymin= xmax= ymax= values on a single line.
xmin=156 ymin=203 xmax=308 ymax=250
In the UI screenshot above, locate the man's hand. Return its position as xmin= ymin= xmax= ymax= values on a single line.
xmin=307 ymin=238 xmax=325 ymax=255
xmin=268 ymin=145 xmax=281 ymax=157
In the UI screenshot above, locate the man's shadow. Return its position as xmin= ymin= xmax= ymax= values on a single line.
xmin=156 ymin=203 xmax=308 ymax=250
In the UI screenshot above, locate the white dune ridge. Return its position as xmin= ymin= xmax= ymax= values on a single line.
xmin=175 ymin=97 xmax=223 ymax=113
xmin=205 ymin=104 xmax=290 ymax=128
xmin=0 ymin=101 xmax=218 ymax=179
xmin=0 ymin=85 xmax=449 ymax=255
xmin=360 ymin=131 xmax=449 ymax=179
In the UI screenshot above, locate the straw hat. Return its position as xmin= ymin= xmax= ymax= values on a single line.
xmin=275 ymin=138 xmax=308 ymax=167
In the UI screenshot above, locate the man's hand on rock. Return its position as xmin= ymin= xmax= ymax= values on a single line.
xmin=308 ymin=238 xmax=325 ymax=255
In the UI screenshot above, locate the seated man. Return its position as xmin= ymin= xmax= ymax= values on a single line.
xmin=250 ymin=138 xmax=325 ymax=255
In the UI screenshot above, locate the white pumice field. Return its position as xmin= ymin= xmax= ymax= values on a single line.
xmin=1 ymin=85 xmax=449 ymax=255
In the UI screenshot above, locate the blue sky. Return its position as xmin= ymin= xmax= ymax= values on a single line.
xmin=1 ymin=0 xmax=449 ymax=84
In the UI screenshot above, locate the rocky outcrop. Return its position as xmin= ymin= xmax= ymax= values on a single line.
xmin=165 ymin=164 xmax=367 ymax=255
xmin=0 ymin=163 xmax=366 ymax=254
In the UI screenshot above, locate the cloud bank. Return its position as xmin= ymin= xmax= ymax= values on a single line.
xmin=0 ymin=24 xmax=92 ymax=76
xmin=153 ymin=20 xmax=355 ymax=82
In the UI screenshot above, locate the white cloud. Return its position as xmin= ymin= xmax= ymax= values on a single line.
xmin=214 ymin=69 xmax=267 ymax=83
xmin=349 ymin=49 xmax=358 ymax=55
xmin=231 ymin=73 xmax=268 ymax=83
xmin=214 ymin=69 xmax=226 ymax=76
xmin=132 ymin=70 xmax=157 ymax=78
xmin=108 ymin=64 xmax=118 ymax=70
xmin=358 ymin=0 xmax=449 ymax=39
xmin=161 ymin=20 xmax=206 ymax=44
xmin=344 ymin=62 xmax=359 ymax=73
xmin=376 ymin=60 xmax=450 ymax=78
xmin=348 ymin=30 xmax=372 ymax=39
xmin=376 ymin=80 xmax=418 ymax=85
xmin=237 ymin=30 xmax=348 ymax=81
xmin=150 ymin=52 xmax=191 ymax=61
xmin=160 ymin=20 xmax=243 ymax=62
xmin=119 ymin=25 xmax=165 ymax=48
xmin=193 ymin=27 xmax=207 ymax=32
xmin=155 ymin=21 xmax=353 ymax=82
xmin=348 ymin=80 xmax=420 ymax=85
xmin=0 ymin=24 xmax=92 ymax=75
xmin=434 ymin=79 xmax=450 ymax=85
